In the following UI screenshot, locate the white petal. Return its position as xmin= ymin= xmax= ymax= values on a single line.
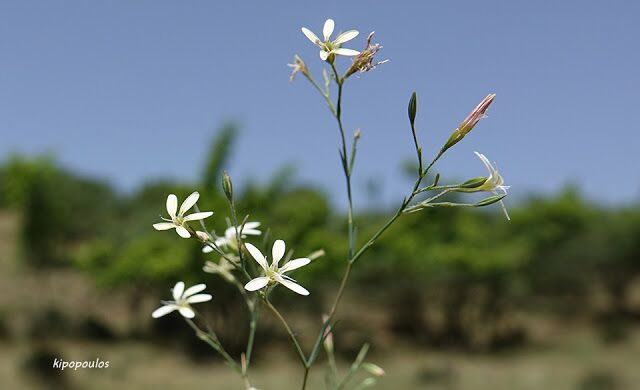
xmin=244 ymin=242 xmax=269 ymax=271
xmin=224 ymin=226 xmax=238 ymax=238
xmin=179 ymin=306 xmax=195 ymax=318
xmin=244 ymin=277 xmax=270 ymax=291
xmin=153 ymin=222 xmax=175 ymax=231
xmin=183 ymin=283 xmax=206 ymax=297
xmin=334 ymin=30 xmax=359 ymax=45
xmin=243 ymin=229 xmax=261 ymax=236
xmin=279 ymin=258 xmax=311 ymax=273
xmin=323 ymin=19 xmax=334 ymax=41
xmin=333 ymin=48 xmax=360 ymax=56
xmin=275 ymin=275 xmax=309 ymax=296
xmin=166 ymin=194 xmax=178 ymax=217
xmin=152 ymin=305 xmax=177 ymax=318
xmin=319 ymin=50 xmax=329 ymax=61
xmin=179 ymin=191 xmax=200 ymax=216
xmin=172 ymin=281 xmax=185 ymax=301
xmin=244 ymin=222 xmax=261 ymax=230
xmin=474 ymin=151 xmax=495 ymax=175
xmin=202 ymin=245 xmax=214 ymax=253
xmin=183 ymin=211 xmax=213 ymax=221
xmin=301 ymin=27 xmax=320 ymax=44
xmin=272 ymin=239 xmax=286 ymax=266
xmin=176 ymin=226 xmax=191 ymax=238
xmin=186 ymin=293 xmax=212 ymax=303
xmin=214 ymin=237 xmax=228 ymax=247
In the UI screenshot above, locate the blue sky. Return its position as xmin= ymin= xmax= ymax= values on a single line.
xmin=2 ymin=1 xmax=639 ymax=206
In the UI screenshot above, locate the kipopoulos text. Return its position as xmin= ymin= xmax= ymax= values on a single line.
xmin=52 ymin=358 xmax=110 ymax=370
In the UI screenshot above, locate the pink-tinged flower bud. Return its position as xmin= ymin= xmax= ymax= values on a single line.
xmin=444 ymin=94 xmax=495 ymax=150
xmin=362 ymin=363 xmax=385 ymax=377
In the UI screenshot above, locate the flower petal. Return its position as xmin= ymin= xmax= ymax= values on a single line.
xmin=166 ymin=194 xmax=178 ymax=217
xmin=333 ymin=48 xmax=360 ymax=56
xmin=172 ymin=281 xmax=185 ymax=301
xmin=244 ymin=276 xmax=270 ymax=291
xmin=301 ymin=27 xmax=320 ymax=44
xmin=179 ymin=191 xmax=200 ymax=216
xmin=176 ymin=226 xmax=191 ymax=238
xmin=179 ymin=306 xmax=195 ymax=318
xmin=334 ymin=30 xmax=359 ymax=45
xmin=153 ymin=222 xmax=175 ymax=231
xmin=279 ymin=258 xmax=311 ymax=273
xmin=224 ymin=226 xmax=238 ymax=238
xmin=152 ymin=305 xmax=177 ymax=318
xmin=183 ymin=211 xmax=214 ymax=221
xmin=202 ymin=245 xmax=214 ymax=253
xmin=244 ymin=243 xmax=269 ymax=271
xmin=474 ymin=151 xmax=495 ymax=175
xmin=186 ymin=293 xmax=212 ymax=303
xmin=275 ymin=274 xmax=309 ymax=296
xmin=244 ymin=222 xmax=261 ymax=230
xmin=320 ymin=50 xmax=329 ymax=61
xmin=323 ymin=19 xmax=334 ymax=41
xmin=183 ymin=283 xmax=206 ymax=297
xmin=272 ymin=239 xmax=286 ymax=266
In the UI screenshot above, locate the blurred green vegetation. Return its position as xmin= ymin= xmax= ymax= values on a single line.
xmin=1 ymin=125 xmax=639 ymax=353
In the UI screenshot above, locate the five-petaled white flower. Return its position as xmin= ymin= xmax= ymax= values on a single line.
xmin=153 ymin=192 xmax=213 ymax=238
xmin=301 ymin=19 xmax=360 ymax=61
xmin=244 ymin=240 xmax=311 ymax=295
xmin=151 ymin=281 xmax=212 ymax=319
xmin=202 ymin=222 xmax=261 ymax=253
xmin=474 ymin=151 xmax=511 ymax=220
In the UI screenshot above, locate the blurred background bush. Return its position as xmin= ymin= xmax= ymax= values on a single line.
xmin=1 ymin=125 xmax=639 ymax=389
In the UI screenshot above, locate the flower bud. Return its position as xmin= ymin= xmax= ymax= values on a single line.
xmin=195 ymin=231 xmax=210 ymax=242
xmin=222 ymin=171 xmax=233 ymax=201
xmin=322 ymin=314 xmax=333 ymax=352
xmin=408 ymin=91 xmax=417 ymax=125
xmin=362 ymin=363 xmax=385 ymax=377
xmin=444 ymin=94 xmax=495 ymax=150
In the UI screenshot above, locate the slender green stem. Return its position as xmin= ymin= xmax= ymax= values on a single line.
xmin=184 ymin=318 xmax=240 ymax=373
xmin=245 ymin=300 xmax=259 ymax=366
xmin=303 ymin=73 xmax=337 ymax=116
xmin=302 ymin=367 xmax=310 ymax=390
xmin=264 ymin=296 xmax=307 ymax=366
xmin=330 ymin=63 xmax=355 ymax=261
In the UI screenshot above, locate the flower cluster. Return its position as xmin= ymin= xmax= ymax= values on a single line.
xmin=148 ymin=17 xmax=508 ymax=389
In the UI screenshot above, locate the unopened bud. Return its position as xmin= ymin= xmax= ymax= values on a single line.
xmin=362 ymin=363 xmax=385 ymax=377
xmin=322 ymin=314 xmax=334 ymax=352
xmin=222 ymin=171 xmax=233 ymax=201
xmin=354 ymin=129 xmax=361 ymax=140
xmin=444 ymin=94 xmax=495 ymax=150
xmin=195 ymin=231 xmax=210 ymax=242
xmin=408 ymin=91 xmax=417 ymax=125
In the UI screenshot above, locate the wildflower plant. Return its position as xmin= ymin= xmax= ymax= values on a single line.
xmin=151 ymin=17 xmax=509 ymax=390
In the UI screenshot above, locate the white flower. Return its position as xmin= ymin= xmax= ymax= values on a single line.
xmin=474 ymin=151 xmax=511 ymax=220
xmin=151 ymin=281 xmax=212 ymax=319
xmin=244 ymin=240 xmax=311 ymax=295
xmin=203 ymin=258 xmax=237 ymax=283
xmin=301 ymin=19 xmax=360 ymax=61
xmin=153 ymin=192 xmax=213 ymax=238
xmin=203 ymin=222 xmax=261 ymax=253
